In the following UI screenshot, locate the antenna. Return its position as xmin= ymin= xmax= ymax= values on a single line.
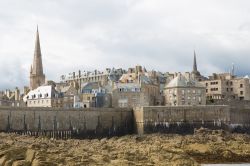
xmin=231 ymin=63 xmax=235 ymax=76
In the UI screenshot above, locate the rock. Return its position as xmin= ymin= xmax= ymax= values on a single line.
xmin=31 ymin=159 xmax=41 ymax=166
xmin=26 ymin=149 xmax=36 ymax=163
xmin=0 ymin=130 xmax=250 ymax=165
xmin=12 ymin=160 xmax=30 ymax=166
xmin=0 ymin=155 xmax=8 ymax=166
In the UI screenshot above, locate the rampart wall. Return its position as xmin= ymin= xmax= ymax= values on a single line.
xmin=133 ymin=105 xmax=250 ymax=134
xmin=0 ymin=107 xmax=133 ymax=138
xmin=1 ymin=105 xmax=250 ymax=138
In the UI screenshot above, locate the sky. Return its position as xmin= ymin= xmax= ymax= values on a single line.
xmin=0 ymin=0 xmax=250 ymax=90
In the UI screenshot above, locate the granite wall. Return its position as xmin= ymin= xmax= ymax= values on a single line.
xmin=133 ymin=105 xmax=250 ymax=134
xmin=0 ymin=107 xmax=133 ymax=138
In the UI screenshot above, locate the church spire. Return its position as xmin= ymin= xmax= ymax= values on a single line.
xmin=191 ymin=50 xmax=201 ymax=79
xmin=29 ymin=26 xmax=45 ymax=90
xmin=193 ymin=50 xmax=197 ymax=72
xmin=32 ymin=26 xmax=43 ymax=75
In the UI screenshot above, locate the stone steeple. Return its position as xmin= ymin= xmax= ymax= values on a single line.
xmin=32 ymin=26 xmax=43 ymax=75
xmin=191 ymin=50 xmax=201 ymax=78
xmin=193 ymin=50 xmax=198 ymax=72
xmin=30 ymin=26 xmax=45 ymax=90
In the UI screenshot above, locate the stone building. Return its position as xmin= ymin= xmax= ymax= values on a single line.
xmin=56 ymin=83 xmax=78 ymax=108
xmin=164 ymin=73 xmax=206 ymax=106
xmin=112 ymin=65 xmax=161 ymax=108
xmin=75 ymin=82 xmax=112 ymax=108
xmin=201 ymin=73 xmax=250 ymax=101
xmin=30 ymin=27 xmax=46 ymax=90
xmin=23 ymin=85 xmax=63 ymax=107
xmin=60 ymin=68 xmax=125 ymax=93
xmin=0 ymin=88 xmax=24 ymax=107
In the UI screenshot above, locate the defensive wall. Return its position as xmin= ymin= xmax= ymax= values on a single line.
xmin=133 ymin=105 xmax=250 ymax=135
xmin=1 ymin=105 xmax=250 ymax=138
xmin=0 ymin=107 xmax=133 ymax=138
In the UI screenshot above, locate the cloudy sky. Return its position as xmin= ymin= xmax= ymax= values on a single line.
xmin=0 ymin=0 xmax=250 ymax=90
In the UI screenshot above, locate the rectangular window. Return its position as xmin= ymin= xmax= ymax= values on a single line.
xmin=240 ymin=91 xmax=243 ymax=95
xmin=240 ymin=84 xmax=243 ymax=88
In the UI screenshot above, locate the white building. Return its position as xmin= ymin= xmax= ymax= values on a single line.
xmin=23 ymin=85 xmax=62 ymax=107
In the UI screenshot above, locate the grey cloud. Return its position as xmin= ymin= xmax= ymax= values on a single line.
xmin=1 ymin=0 xmax=250 ymax=89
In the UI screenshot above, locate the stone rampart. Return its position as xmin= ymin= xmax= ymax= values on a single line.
xmin=133 ymin=105 xmax=250 ymax=134
xmin=1 ymin=105 xmax=250 ymax=138
xmin=0 ymin=107 xmax=133 ymax=138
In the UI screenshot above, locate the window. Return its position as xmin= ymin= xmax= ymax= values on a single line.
xmin=193 ymin=90 xmax=196 ymax=94
xmin=182 ymin=90 xmax=185 ymax=95
xmin=231 ymin=88 xmax=233 ymax=91
xmin=230 ymin=82 xmax=233 ymax=86
xmin=240 ymin=84 xmax=243 ymax=88
xmin=240 ymin=91 xmax=243 ymax=95
xmin=206 ymin=83 xmax=208 ymax=86
xmin=211 ymin=88 xmax=218 ymax=91
xmin=206 ymin=89 xmax=208 ymax=93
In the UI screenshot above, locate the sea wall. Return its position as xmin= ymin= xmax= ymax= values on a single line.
xmin=1 ymin=105 xmax=250 ymax=138
xmin=133 ymin=105 xmax=236 ymax=134
xmin=0 ymin=107 xmax=133 ymax=138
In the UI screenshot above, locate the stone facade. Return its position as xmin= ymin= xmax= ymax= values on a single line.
xmin=0 ymin=88 xmax=24 ymax=107
xmin=164 ymin=73 xmax=206 ymax=106
xmin=112 ymin=65 xmax=160 ymax=108
xmin=60 ymin=68 xmax=125 ymax=93
xmin=201 ymin=73 xmax=250 ymax=101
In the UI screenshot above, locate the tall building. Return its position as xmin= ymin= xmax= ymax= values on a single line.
xmin=112 ymin=65 xmax=161 ymax=108
xmin=30 ymin=27 xmax=45 ymax=90
xmin=164 ymin=73 xmax=206 ymax=106
xmin=201 ymin=73 xmax=250 ymax=101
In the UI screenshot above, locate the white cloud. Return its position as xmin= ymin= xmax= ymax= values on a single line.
xmin=0 ymin=0 xmax=250 ymax=89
